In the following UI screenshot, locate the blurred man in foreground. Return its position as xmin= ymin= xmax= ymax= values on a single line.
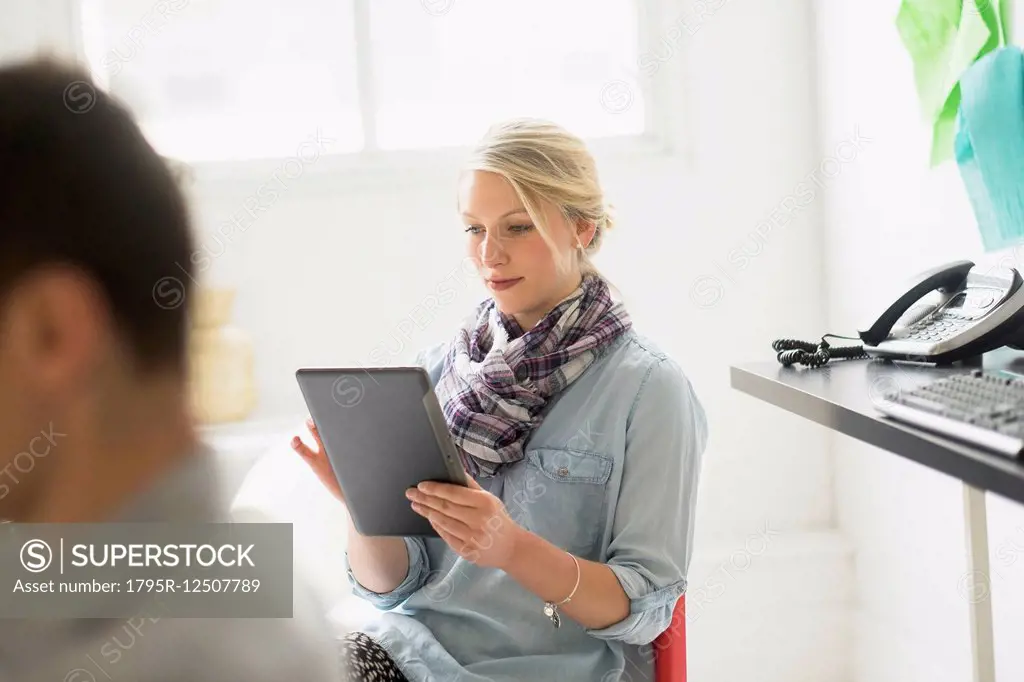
xmin=0 ymin=57 xmax=340 ymax=682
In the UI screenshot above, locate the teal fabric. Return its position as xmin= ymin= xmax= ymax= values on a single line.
xmin=343 ymin=330 xmax=708 ymax=682
xmin=955 ymin=46 xmax=1024 ymax=252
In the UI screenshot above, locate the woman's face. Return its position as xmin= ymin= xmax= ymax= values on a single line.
xmin=459 ymin=170 xmax=585 ymax=330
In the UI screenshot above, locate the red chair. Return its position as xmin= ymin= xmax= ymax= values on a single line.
xmin=653 ymin=595 xmax=686 ymax=682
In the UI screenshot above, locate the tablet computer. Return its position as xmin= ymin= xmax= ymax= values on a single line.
xmin=295 ymin=366 xmax=469 ymax=537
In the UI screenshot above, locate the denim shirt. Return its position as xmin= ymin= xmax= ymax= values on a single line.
xmin=343 ymin=329 xmax=708 ymax=682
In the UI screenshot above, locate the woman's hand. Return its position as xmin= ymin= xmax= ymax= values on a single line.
xmin=406 ymin=477 xmax=524 ymax=569
xmin=291 ymin=417 xmax=345 ymax=505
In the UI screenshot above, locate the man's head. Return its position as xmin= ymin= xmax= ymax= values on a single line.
xmin=0 ymin=58 xmax=196 ymax=521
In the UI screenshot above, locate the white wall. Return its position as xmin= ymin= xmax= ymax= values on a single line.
xmin=813 ymin=1 xmax=1024 ymax=680
xmin=0 ymin=0 xmax=74 ymax=59
xmin=4 ymin=1 xmax=852 ymax=678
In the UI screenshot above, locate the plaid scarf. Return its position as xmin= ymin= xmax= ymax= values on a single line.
xmin=436 ymin=274 xmax=632 ymax=477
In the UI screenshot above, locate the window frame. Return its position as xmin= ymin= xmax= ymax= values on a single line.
xmin=64 ymin=0 xmax=691 ymax=191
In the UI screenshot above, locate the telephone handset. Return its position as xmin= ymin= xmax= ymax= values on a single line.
xmin=857 ymin=260 xmax=974 ymax=346
xmin=858 ymin=260 xmax=1024 ymax=363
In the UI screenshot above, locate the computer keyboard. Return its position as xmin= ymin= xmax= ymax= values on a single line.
xmin=874 ymin=369 xmax=1024 ymax=458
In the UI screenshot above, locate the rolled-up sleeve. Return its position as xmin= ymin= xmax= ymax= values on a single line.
xmin=585 ymin=357 xmax=708 ymax=645
xmin=343 ymin=536 xmax=431 ymax=611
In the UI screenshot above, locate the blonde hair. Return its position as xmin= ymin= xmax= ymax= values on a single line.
xmin=462 ymin=118 xmax=616 ymax=280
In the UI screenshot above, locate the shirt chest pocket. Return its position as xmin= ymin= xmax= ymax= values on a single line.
xmin=502 ymin=448 xmax=613 ymax=558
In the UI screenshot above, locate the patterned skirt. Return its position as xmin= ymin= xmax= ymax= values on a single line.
xmin=339 ymin=631 xmax=409 ymax=681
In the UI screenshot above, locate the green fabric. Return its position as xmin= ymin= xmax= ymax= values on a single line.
xmin=896 ymin=0 xmax=1005 ymax=166
xmin=1001 ymin=1 xmax=1014 ymax=43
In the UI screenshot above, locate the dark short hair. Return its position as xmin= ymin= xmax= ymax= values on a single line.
xmin=0 ymin=57 xmax=195 ymax=372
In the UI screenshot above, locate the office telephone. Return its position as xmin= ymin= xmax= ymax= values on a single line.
xmin=773 ymin=260 xmax=1024 ymax=367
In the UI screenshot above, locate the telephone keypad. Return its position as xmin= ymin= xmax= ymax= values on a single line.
xmin=906 ymin=314 xmax=971 ymax=342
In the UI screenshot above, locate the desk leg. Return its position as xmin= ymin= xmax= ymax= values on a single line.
xmin=963 ymin=483 xmax=996 ymax=682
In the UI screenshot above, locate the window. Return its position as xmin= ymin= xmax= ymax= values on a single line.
xmin=78 ymin=0 xmax=362 ymax=161
xmin=75 ymin=0 xmax=651 ymax=164
xmin=367 ymin=0 xmax=643 ymax=150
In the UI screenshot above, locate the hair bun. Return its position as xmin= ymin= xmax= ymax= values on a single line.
xmin=601 ymin=202 xmax=617 ymax=233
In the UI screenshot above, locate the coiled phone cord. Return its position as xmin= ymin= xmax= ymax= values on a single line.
xmin=772 ymin=334 xmax=869 ymax=368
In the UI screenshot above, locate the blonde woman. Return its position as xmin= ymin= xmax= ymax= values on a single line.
xmin=293 ymin=118 xmax=708 ymax=682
